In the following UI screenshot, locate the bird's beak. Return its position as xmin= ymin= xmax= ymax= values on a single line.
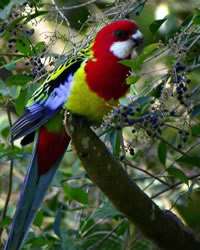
xmin=131 ymin=30 xmax=143 ymax=46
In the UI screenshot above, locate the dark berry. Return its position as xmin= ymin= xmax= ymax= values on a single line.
xmin=157 ymin=128 xmax=161 ymax=134
xmin=8 ymin=38 xmax=16 ymax=43
xmin=186 ymin=79 xmax=191 ymax=84
xmin=183 ymin=137 xmax=187 ymax=143
xmin=183 ymin=86 xmax=187 ymax=92
xmin=136 ymin=107 xmax=140 ymax=112
xmin=177 ymin=95 xmax=183 ymax=100
xmin=179 ymin=83 xmax=184 ymax=88
xmin=170 ymin=111 xmax=176 ymax=116
xmin=177 ymin=89 xmax=183 ymax=95
xmin=175 ymin=63 xmax=186 ymax=72
xmin=119 ymin=155 xmax=125 ymax=161
xmin=0 ymin=27 xmax=4 ymax=34
xmin=129 ymin=148 xmax=135 ymax=155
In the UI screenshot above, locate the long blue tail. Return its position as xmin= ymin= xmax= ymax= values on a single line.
xmin=4 ymin=133 xmax=65 ymax=250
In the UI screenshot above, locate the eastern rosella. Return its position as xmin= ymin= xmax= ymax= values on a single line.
xmin=4 ymin=20 xmax=143 ymax=250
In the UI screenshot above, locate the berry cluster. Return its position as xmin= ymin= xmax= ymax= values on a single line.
xmin=173 ymin=63 xmax=191 ymax=107
xmin=0 ymin=2 xmax=35 ymax=40
xmin=28 ymin=56 xmax=46 ymax=77
xmin=103 ymin=98 xmax=167 ymax=140
xmin=0 ymin=2 xmax=49 ymax=78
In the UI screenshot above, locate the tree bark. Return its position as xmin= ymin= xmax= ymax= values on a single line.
xmin=68 ymin=115 xmax=200 ymax=250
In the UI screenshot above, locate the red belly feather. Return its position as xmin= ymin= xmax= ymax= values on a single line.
xmin=37 ymin=127 xmax=70 ymax=175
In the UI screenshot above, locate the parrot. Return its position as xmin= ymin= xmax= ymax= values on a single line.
xmin=4 ymin=19 xmax=143 ymax=250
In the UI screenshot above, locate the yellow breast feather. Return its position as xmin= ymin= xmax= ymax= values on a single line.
xmin=66 ymin=63 xmax=117 ymax=121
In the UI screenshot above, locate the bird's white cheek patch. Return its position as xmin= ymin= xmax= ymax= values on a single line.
xmin=110 ymin=39 xmax=135 ymax=59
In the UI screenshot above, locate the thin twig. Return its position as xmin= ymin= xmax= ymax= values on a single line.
xmin=0 ymin=107 xmax=14 ymax=239
xmin=124 ymin=159 xmax=170 ymax=186
xmin=88 ymin=220 xmax=125 ymax=250
xmin=49 ymin=0 xmax=97 ymax=11
xmin=0 ymin=53 xmax=24 ymax=57
xmin=151 ymin=173 xmax=200 ymax=199
xmin=51 ymin=0 xmax=70 ymax=27
xmin=156 ymin=135 xmax=187 ymax=156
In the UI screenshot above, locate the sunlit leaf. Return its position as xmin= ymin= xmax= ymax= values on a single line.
xmin=16 ymin=37 xmax=32 ymax=55
xmin=92 ymin=202 xmax=121 ymax=219
xmin=64 ymin=185 xmax=88 ymax=205
xmin=33 ymin=211 xmax=44 ymax=227
xmin=126 ymin=75 xmax=140 ymax=85
xmin=4 ymin=61 xmax=16 ymax=71
xmin=149 ymin=17 xmax=168 ymax=33
xmin=34 ymin=41 xmax=46 ymax=54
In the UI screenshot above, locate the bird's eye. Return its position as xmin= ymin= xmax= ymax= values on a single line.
xmin=114 ymin=29 xmax=129 ymax=39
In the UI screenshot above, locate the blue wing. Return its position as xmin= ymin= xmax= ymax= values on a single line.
xmin=11 ymin=75 xmax=72 ymax=141
xmin=11 ymin=60 xmax=82 ymax=141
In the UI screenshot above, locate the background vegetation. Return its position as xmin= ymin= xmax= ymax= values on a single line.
xmin=0 ymin=0 xmax=200 ymax=249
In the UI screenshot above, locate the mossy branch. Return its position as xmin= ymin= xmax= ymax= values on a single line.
xmin=66 ymin=115 xmax=200 ymax=250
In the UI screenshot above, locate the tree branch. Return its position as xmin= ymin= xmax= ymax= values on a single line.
xmin=67 ymin=115 xmax=200 ymax=250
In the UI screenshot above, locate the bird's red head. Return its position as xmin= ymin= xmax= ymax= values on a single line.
xmin=93 ymin=19 xmax=143 ymax=60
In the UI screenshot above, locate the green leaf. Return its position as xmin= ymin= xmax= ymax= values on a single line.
xmin=0 ymin=80 xmax=21 ymax=98
xmin=0 ymin=144 xmax=30 ymax=160
xmin=0 ymin=0 xmax=10 ymax=10
xmin=167 ymin=166 xmax=188 ymax=185
xmin=181 ymin=15 xmax=193 ymax=28
xmin=191 ymin=125 xmax=200 ymax=136
xmin=158 ymin=142 xmax=167 ymax=165
xmin=7 ymin=74 xmax=33 ymax=86
xmin=191 ymin=104 xmax=200 ymax=117
xmin=33 ymin=211 xmax=44 ymax=227
xmin=63 ymin=185 xmax=88 ymax=205
xmin=193 ymin=15 xmax=200 ymax=25
xmin=4 ymin=61 xmax=16 ymax=71
xmin=0 ymin=115 xmax=9 ymax=134
xmin=60 ymin=231 xmax=80 ymax=250
xmin=121 ymin=43 xmax=159 ymax=71
xmin=15 ymin=88 xmax=27 ymax=115
xmin=139 ymin=43 xmax=160 ymax=62
xmin=109 ymin=129 xmax=121 ymax=157
xmin=16 ymin=37 xmax=32 ymax=55
xmin=149 ymin=17 xmax=168 ymax=33
xmin=126 ymin=75 xmax=140 ymax=85
xmin=0 ymin=216 xmax=11 ymax=228
xmin=177 ymin=155 xmax=200 ymax=168
xmin=120 ymin=59 xmax=134 ymax=67
xmin=34 ymin=41 xmax=46 ymax=54
xmin=92 ymin=202 xmax=121 ymax=219
xmin=26 ymin=236 xmax=47 ymax=247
